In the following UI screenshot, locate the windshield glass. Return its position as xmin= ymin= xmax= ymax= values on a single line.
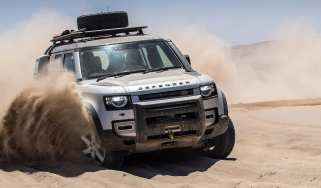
xmin=79 ymin=40 xmax=183 ymax=79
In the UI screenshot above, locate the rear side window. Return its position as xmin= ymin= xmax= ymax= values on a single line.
xmin=63 ymin=53 xmax=76 ymax=72
xmin=168 ymin=41 xmax=193 ymax=71
xmin=36 ymin=55 xmax=50 ymax=75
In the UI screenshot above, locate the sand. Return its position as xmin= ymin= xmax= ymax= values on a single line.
xmin=0 ymin=99 xmax=321 ymax=188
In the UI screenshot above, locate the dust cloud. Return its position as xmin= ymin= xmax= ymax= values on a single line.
xmin=0 ymin=74 xmax=94 ymax=162
xmin=0 ymin=10 xmax=73 ymax=116
xmin=0 ymin=11 xmax=94 ymax=162
xmin=165 ymin=24 xmax=321 ymax=103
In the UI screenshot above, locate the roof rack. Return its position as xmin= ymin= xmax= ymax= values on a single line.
xmin=51 ymin=26 xmax=148 ymax=44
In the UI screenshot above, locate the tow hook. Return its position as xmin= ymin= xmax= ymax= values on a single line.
xmin=168 ymin=131 xmax=174 ymax=140
xmin=165 ymin=125 xmax=181 ymax=140
xmin=202 ymin=139 xmax=216 ymax=151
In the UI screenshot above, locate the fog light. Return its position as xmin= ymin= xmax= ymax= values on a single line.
xmin=113 ymin=120 xmax=136 ymax=137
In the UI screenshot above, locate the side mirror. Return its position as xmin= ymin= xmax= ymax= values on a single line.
xmin=184 ymin=55 xmax=191 ymax=64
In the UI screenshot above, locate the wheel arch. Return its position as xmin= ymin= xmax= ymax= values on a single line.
xmin=85 ymin=102 xmax=103 ymax=137
xmin=217 ymin=88 xmax=229 ymax=116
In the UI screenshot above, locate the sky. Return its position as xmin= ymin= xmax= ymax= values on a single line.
xmin=1 ymin=0 xmax=321 ymax=45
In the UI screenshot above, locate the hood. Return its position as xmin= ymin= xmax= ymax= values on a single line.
xmin=93 ymin=69 xmax=200 ymax=87
xmin=79 ymin=69 xmax=213 ymax=95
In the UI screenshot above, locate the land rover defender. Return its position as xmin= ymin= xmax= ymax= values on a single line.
xmin=34 ymin=12 xmax=235 ymax=169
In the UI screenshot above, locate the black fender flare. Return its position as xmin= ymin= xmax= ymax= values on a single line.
xmin=85 ymin=103 xmax=103 ymax=137
xmin=221 ymin=91 xmax=229 ymax=115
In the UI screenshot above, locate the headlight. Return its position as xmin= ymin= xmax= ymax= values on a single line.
xmin=200 ymin=84 xmax=216 ymax=98
xmin=104 ymin=96 xmax=129 ymax=108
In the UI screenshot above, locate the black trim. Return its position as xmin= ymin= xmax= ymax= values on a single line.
xmin=86 ymin=104 xmax=103 ymax=136
xmin=112 ymin=119 xmax=135 ymax=123
xmin=139 ymin=89 xmax=194 ymax=101
xmin=222 ymin=92 xmax=229 ymax=115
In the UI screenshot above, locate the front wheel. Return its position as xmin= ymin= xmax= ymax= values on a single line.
xmin=81 ymin=133 xmax=125 ymax=170
xmin=102 ymin=151 xmax=125 ymax=169
xmin=204 ymin=117 xmax=235 ymax=158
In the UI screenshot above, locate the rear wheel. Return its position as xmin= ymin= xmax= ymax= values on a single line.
xmin=204 ymin=118 xmax=235 ymax=158
xmin=81 ymin=133 xmax=125 ymax=170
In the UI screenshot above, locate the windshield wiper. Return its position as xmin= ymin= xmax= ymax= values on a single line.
xmin=87 ymin=73 xmax=113 ymax=80
xmin=96 ymin=69 xmax=147 ymax=82
xmin=144 ymin=66 xmax=181 ymax=73
xmin=93 ymin=67 xmax=181 ymax=82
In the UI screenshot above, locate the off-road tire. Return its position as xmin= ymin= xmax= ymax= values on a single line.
xmin=77 ymin=11 xmax=129 ymax=30
xmin=81 ymin=133 xmax=126 ymax=170
xmin=206 ymin=118 xmax=235 ymax=158
xmin=102 ymin=151 xmax=125 ymax=170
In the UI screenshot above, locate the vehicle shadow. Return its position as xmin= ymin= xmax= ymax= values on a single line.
xmin=0 ymin=158 xmax=105 ymax=177
xmin=124 ymin=149 xmax=237 ymax=178
xmin=0 ymin=151 xmax=237 ymax=178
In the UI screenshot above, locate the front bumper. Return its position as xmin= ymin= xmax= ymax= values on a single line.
xmin=101 ymin=90 xmax=229 ymax=153
xmin=101 ymin=117 xmax=229 ymax=153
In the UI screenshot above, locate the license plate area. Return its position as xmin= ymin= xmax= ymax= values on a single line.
xmin=164 ymin=125 xmax=181 ymax=134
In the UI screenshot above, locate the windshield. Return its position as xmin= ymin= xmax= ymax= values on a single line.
xmin=79 ymin=40 xmax=183 ymax=79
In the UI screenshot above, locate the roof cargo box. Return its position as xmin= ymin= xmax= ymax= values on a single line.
xmin=77 ymin=11 xmax=129 ymax=31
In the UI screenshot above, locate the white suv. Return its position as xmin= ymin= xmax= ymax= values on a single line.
xmin=34 ymin=12 xmax=235 ymax=169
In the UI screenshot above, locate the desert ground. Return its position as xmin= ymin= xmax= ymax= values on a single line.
xmin=1 ymin=99 xmax=321 ymax=188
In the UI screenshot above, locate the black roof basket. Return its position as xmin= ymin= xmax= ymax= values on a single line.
xmin=51 ymin=26 xmax=147 ymax=44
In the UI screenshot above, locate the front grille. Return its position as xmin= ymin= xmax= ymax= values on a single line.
xmin=145 ymin=102 xmax=197 ymax=115
xmin=139 ymin=89 xmax=194 ymax=101
xmin=134 ymin=100 xmax=204 ymax=142
xmin=146 ymin=112 xmax=198 ymax=126
xmin=144 ymin=102 xmax=199 ymax=126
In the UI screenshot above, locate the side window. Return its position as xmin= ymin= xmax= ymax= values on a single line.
xmin=49 ymin=54 xmax=64 ymax=72
xmin=168 ymin=41 xmax=192 ymax=70
xmin=37 ymin=55 xmax=50 ymax=75
xmin=63 ymin=53 xmax=76 ymax=72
